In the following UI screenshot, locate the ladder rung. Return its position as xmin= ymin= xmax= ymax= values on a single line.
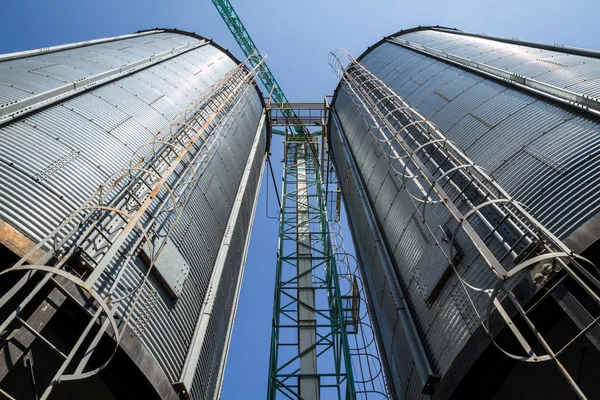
xmin=16 ymin=316 xmax=68 ymax=360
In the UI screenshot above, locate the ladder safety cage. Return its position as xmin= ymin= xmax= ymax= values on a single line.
xmin=211 ymin=2 xmax=389 ymax=399
xmin=322 ymin=107 xmax=390 ymax=398
xmin=0 ymin=55 xmax=264 ymax=400
xmin=329 ymin=48 xmax=600 ymax=400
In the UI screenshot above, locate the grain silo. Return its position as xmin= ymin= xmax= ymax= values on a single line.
xmin=0 ymin=28 xmax=268 ymax=400
xmin=329 ymin=26 xmax=600 ymax=400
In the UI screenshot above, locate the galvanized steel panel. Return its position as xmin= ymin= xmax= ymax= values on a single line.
xmin=468 ymin=101 xmax=571 ymax=172
xmin=429 ymin=78 xmax=499 ymax=133
xmin=26 ymin=105 xmax=134 ymax=176
xmin=135 ymin=71 xmax=190 ymax=108
xmin=0 ymin=67 xmax=65 ymax=94
xmin=468 ymin=88 xmax=533 ymax=127
xmin=0 ymin=30 xmax=266 ymax=400
xmin=32 ymin=53 xmax=115 ymax=75
xmin=567 ymin=77 xmax=600 ymax=98
xmin=399 ymin=29 xmax=600 ymax=99
xmin=533 ymin=68 xmax=588 ymax=88
xmin=331 ymin=29 xmax=600 ymax=399
xmin=0 ymin=83 xmax=34 ymax=105
xmin=0 ymin=161 xmax=73 ymax=242
xmin=94 ymin=84 xmax=170 ymax=135
xmin=0 ymin=32 xmax=207 ymax=106
xmin=29 ymin=63 xmax=93 ymax=84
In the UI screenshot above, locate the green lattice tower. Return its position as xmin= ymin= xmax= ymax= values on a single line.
xmin=267 ymin=133 xmax=355 ymax=400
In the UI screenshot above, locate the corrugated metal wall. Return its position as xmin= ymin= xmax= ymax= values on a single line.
xmin=0 ymin=30 xmax=266 ymax=399
xmin=190 ymin=118 xmax=266 ymax=400
xmin=0 ymin=31 xmax=236 ymax=243
xmin=396 ymin=29 xmax=600 ymax=98
xmin=360 ymin=32 xmax=600 ymax=240
xmin=331 ymin=28 xmax=600 ymax=399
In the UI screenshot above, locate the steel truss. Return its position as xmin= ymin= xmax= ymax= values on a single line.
xmin=267 ymin=131 xmax=356 ymax=400
xmin=211 ymin=0 xmax=302 ymax=132
xmin=211 ymin=2 xmax=388 ymax=398
xmin=0 ymin=55 xmax=263 ymax=399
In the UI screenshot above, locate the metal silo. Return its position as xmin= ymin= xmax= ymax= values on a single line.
xmin=0 ymin=29 xmax=268 ymax=400
xmin=329 ymin=27 xmax=600 ymax=400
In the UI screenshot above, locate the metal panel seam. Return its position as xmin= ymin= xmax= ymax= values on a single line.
xmin=0 ymin=40 xmax=209 ymax=125
xmin=0 ymin=30 xmax=163 ymax=62
xmin=214 ymin=150 xmax=267 ymax=399
xmin=386 ymin=37 xmax=600 ymax=118
xmin=177 ymin=112 xmax=266 ymax=391
xmin=331 ymin=109 xmax=436 ymax=390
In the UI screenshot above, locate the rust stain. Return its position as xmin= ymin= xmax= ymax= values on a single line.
xmin=0 ymin=219 xmax=46 ymax=264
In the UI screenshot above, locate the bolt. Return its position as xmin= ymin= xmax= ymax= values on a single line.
xmin=533 ymin=272 xmax=545 ymax=285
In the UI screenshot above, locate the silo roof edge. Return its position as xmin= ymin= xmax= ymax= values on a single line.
xmin=0 ymin=30 xmax=163 ymax=62
xmin=356 ymin=25 xmax=600 ymax=62
xmin=333 ymin=26 xmax=459 ymax=105
xmin=355 ymin=25 xmax=460 ymax=62
xmin=136 ymin=28 xmax=243 ymax=65
xmin=429 ymin=27 xmax=600 ymax=60
xmin=137 ymin=28 xmax=270 ymax=147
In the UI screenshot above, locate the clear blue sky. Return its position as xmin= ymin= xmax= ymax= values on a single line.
xmin=1 ymin=0 xmax=598 ymax=398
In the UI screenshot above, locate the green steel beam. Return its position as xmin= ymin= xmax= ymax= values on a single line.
xmin=267 ymin=136 xmax=356 ymax=400
xmin=209 ymin=1 xmax=356 ymax=398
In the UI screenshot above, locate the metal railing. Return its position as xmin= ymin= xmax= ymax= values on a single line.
xmin=0 ymin=55 xmax=264 ymax=399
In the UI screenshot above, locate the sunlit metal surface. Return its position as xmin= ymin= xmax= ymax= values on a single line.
xmin=330 ymin=38 xmax=600 ymax=399
xmin=0 ymin=30 xmax=267 ymax=400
